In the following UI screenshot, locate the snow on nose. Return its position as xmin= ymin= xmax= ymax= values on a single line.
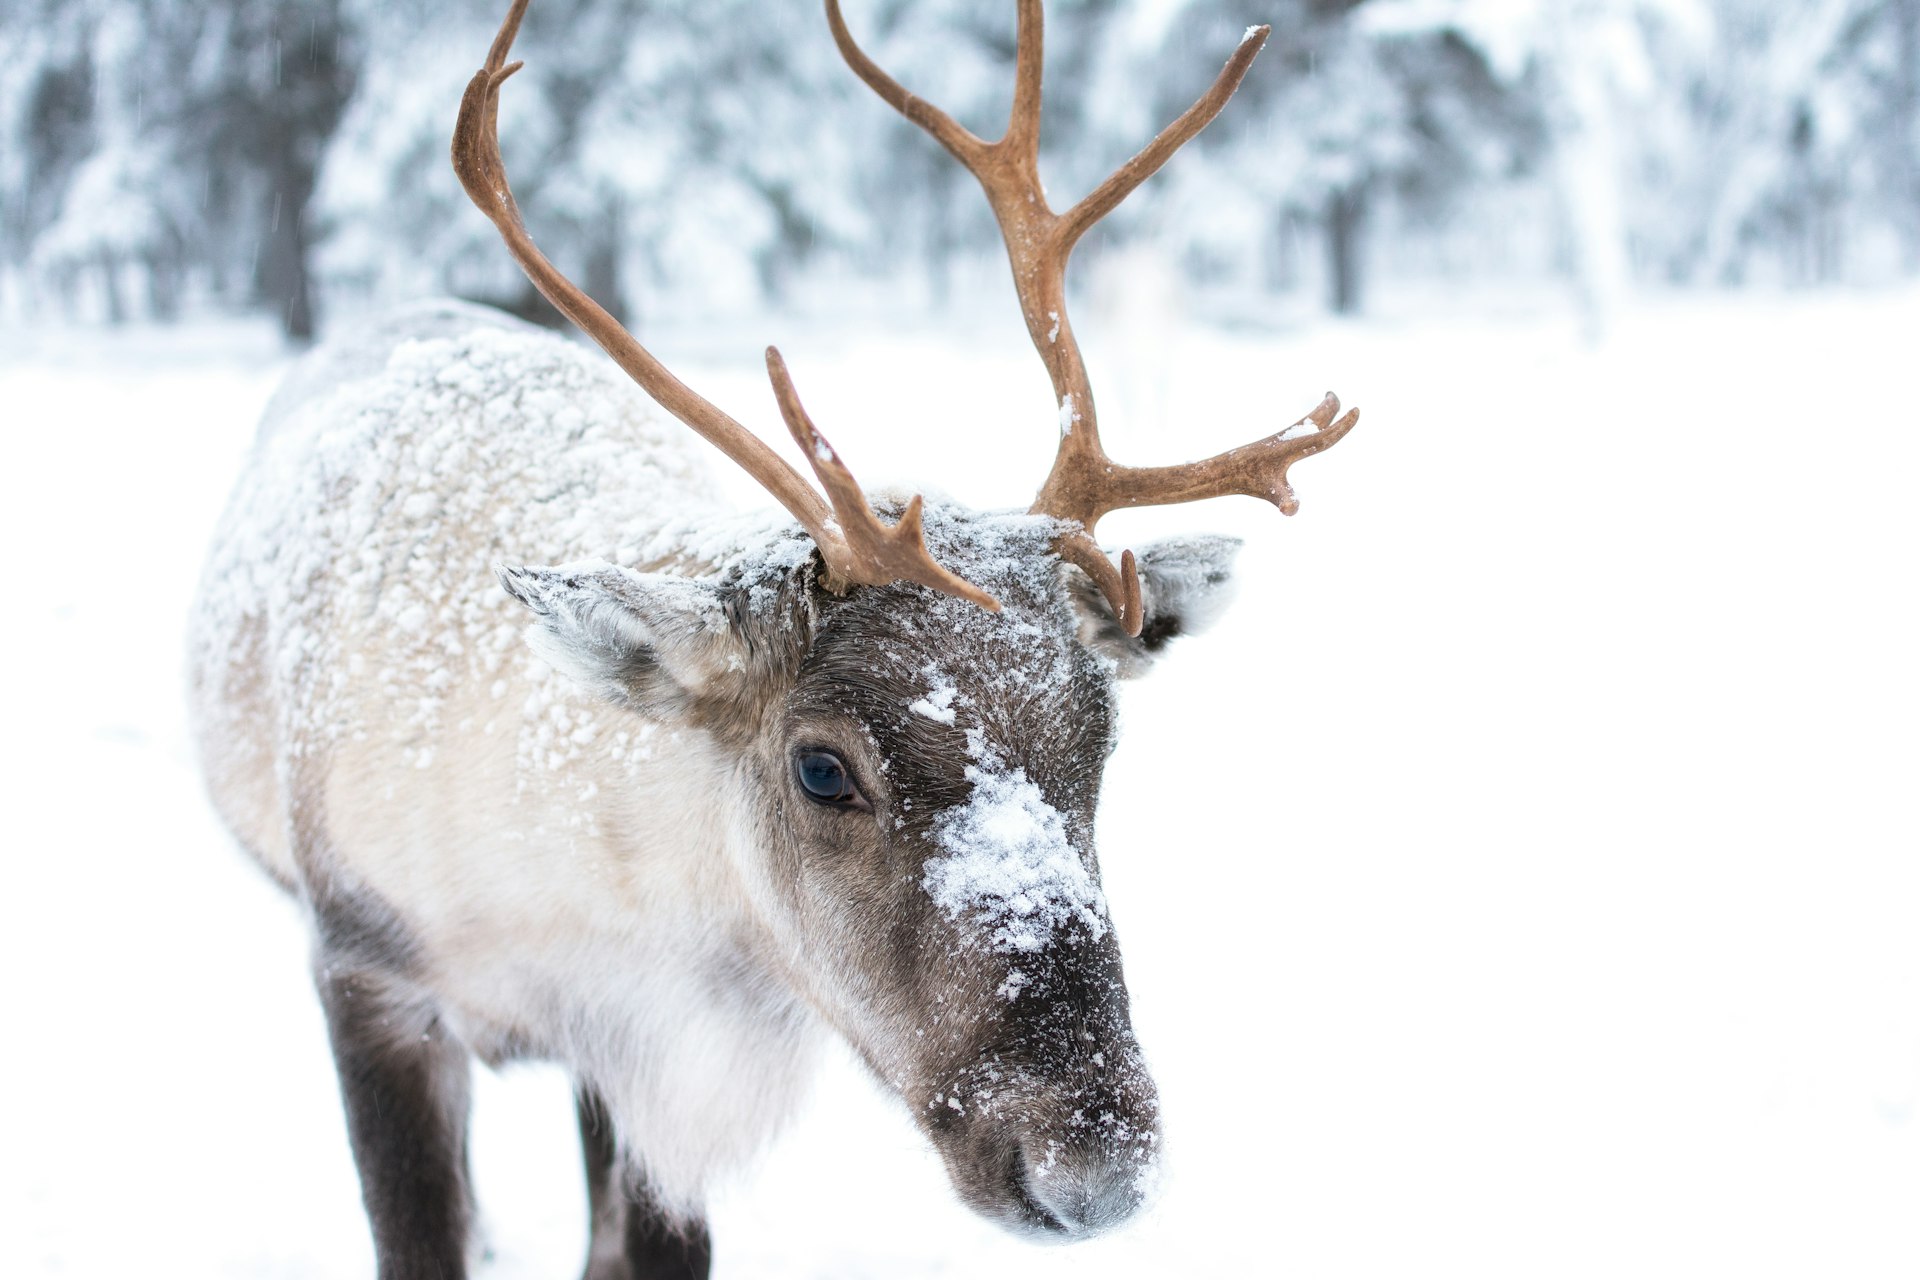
xmin=922 ymin=755 xmax=1107 ymax=956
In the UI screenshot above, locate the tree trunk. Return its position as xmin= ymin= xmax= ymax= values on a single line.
xmin=146 ymin=247 xmax=182 ymax=321
xmin=584 ymin=219 xmax=627 ymax=330
xmin=1326 ymin=184 xmax=1367 ymax=315
xmin=236 ymin=0 xmax=357 ymax=343
xmin=1545 ymin=4 xmax=1630 ymax=339
xmin=1896 ymin=0 xmax=1920 ymax=270
xmin=98 ymin=249 xmax=126 ymax=325
xmin=257 ymin=161 xmax=318 ymax=341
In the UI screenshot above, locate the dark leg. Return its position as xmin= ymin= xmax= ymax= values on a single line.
xmin=317 ymin=962 xmax=474 ymax=1280
xmin=576 ymin=1087 xmax=712 ymax=1280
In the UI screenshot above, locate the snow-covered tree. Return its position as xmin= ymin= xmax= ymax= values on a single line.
xmin=0 ymin=0 xmax=356 ymax=335
xmin=2 ymin=0 xmax=1916 ymax=334
xmin=1145 ymin=0 xmax=1534 ymax=314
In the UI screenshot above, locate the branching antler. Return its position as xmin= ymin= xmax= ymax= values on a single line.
xmin=456 ymin=0 xmax=1359 ymax=635
xmin=765 ymin=351 xmax=998 ymax=608
xmin=452 ymin=0 xmax=998 ymax=611
xmin=829 ymin=0 xmax=1359 ymax=635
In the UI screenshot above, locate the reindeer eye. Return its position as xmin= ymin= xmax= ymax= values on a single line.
xmin=794 ymin=750 xmax=861 ymax=807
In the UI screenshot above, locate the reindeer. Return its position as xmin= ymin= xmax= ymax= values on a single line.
xmin=187 ymin=2 xmax=1358 ymax=1277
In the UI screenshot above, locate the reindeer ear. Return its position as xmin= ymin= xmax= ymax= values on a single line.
xmin=1067 ymin=534 xmax=1242 ymax=678
xmin=495 ymin=562 xmax=746 ymax=716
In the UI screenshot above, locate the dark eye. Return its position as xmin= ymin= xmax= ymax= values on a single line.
xmin=794 ymin=750 xmax=863 ymax=808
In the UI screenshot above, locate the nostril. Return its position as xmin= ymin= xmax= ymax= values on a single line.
xmin=1005 ymin=1139 xmax=1065 ymax=1233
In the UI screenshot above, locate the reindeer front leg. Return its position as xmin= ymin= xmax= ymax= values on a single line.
xmin=316 ymin=961 xmax=475 ymax=1280
xmin=576 ymin=1087 xmax=712 ymax=1280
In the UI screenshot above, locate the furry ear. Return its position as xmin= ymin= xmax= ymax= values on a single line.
xmin=495 ymin=561 xmax=745 ymax=716
xmin=1066 ymin=534 xmax=1242 ymax=678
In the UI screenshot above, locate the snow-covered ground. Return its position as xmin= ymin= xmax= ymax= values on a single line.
xmin=3 ymin=286 xmax=1917 ymax=1278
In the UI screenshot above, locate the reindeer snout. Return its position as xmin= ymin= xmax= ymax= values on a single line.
xmin=933 ymin=1047 xmax=1162 ymax=1241
xmin=1015 ymin=1130 xmax=1155 ymax=1238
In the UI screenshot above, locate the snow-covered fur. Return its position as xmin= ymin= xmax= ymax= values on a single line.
xmin=186 ymin=300 xmax=1240 ymax=1270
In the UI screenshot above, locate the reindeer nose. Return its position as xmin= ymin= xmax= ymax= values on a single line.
xmin=1016 ymin=1132 xmax=1155 ymax=1238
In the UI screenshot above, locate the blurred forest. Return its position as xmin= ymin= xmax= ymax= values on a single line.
xmin=1 ymin=0 xmax=1916 ymax=340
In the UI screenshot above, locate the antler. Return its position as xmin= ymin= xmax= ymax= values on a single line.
xmin=829 ymin=0 xmax=1359 ymax=635
xmin=452 ymin=0 xmax=998 ymax=612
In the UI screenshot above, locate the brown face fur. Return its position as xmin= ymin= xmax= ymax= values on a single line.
xmin=713 ymin=514 xmax=1158 ymax=1236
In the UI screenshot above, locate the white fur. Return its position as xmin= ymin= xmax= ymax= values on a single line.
xmin=1136 ymin=534 xmax=1242 ymax=638
xmin=499 ymin=562 xmax=739 ymax=707
xmin=188 ymin=302 xmax=822 ymax=1213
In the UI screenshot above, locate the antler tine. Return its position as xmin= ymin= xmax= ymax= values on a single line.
xmin=828 ymin=0 xmax=1085 ymax=428
xmin=455 ymin=0 xmax=995 ymax=606
xmin=1057 ymin=535 xmax=1140 ymax=632
xmin=1058 ymin=25 xmax=1269 ymax=250
xmin=1005 ymin=0 xmax=1046 ymax=158
xmin=765 ymin=350 xmax=1001 ymax=612
xmin=824 ymin=0 xmax=987 ymax=167
xmin=1037 ymin=388 xmax=1361 ymax=635
xmin=453 ymin=0 xmax=824 ymax=531
xmin=1057 ymin=394 xmax=1363 ymax=525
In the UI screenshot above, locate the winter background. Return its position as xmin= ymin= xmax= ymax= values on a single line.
xmin=2 ymin=0 xmax=1917 ymax=1275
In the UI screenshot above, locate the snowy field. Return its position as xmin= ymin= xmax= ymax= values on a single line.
xmin=3 ymin=285 xmax=1917 ymax=1278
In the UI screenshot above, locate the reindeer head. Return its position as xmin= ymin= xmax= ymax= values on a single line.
xmin=459 ymin=0 xmax=1359 ymax=1241
xmin=499 ymin=513 xmax=1238 ymax=1234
